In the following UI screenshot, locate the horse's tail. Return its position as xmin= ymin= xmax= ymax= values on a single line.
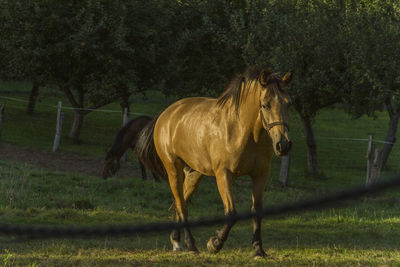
xmin=134 ymin=116 xmax=167 ymax=180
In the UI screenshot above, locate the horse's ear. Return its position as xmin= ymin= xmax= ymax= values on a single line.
xmin=282 ymin=70 xmax=293 ymax=85
xmin=260 ymin=69 xmax=272 ymax=86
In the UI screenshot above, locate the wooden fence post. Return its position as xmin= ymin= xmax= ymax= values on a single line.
xmin=279 ymin=152 xmax=291 ymax=187
xmin=52 ymin=101 xmax=64 ymax=152
xmin=366 ymin=135 xmax=373 ymax=183
xmin=123 ymin=107 xmax=129 ymax=125
xmin=0 ymin=103 xmax=5 ymax=139
xmin=121 ymin=107 xmax=129 ymax=162
xmin=366 ymin=135 xmax=383 ymax=186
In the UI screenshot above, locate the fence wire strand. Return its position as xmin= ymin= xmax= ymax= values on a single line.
xmin=1 ymin=173 xmax=399 ymax=242
xmin=0 ymin=95 xmax=151 ymax=116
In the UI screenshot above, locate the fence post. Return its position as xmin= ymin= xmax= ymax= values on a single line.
xmin=123 ymin=107 xmax=129 ymax=126
xmin=0 ymin=103 xmax=5 ymax=139
xmin=121 ymin=107 xmax=129 ymax=162
xmin=366 ymin=135 xmax=383 ymax=186
xmin=279 ymin=152 xmax=291 ymax=187
xmin=366 ymin=135 xmax=373 ymax=183
xmin=52 ymin=101 xmax=64 ymax=152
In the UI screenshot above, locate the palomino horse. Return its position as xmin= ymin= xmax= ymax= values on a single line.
xmin=135 ymin=66 xmax=292 ymax=258
xmin=102 ymin=115 xmax=160 ymax=182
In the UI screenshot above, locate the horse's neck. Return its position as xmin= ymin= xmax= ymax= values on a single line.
xmin=227 ymin=87 xmax=264 ymax=143
xmin=116 ymin=132 xmax=134 ymax=158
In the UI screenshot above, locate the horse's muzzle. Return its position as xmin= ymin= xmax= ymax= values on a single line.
xmin=276 ymin=139 xmax=292 ymax=156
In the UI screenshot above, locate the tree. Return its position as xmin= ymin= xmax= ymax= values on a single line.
xmin=158 ymin=0 xmax=246 ymax=98
xmin=232 ymin=0 xmax=348 ymax=175
xmin=3 ymin=0 xmax=140 ymax=142
xmin=0 ymin=1 xmax=48 ymax=114
xmin=343 ymin=0 xmax=400 ymax=170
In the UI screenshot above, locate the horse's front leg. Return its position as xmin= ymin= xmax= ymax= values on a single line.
xmin=207 ymin=170 xmax=236 ymax=253
xmin=250 ymin=172 xmax=270 ymax=258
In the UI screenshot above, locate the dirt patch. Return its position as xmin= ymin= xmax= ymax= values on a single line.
xmin=0 ymin=143 xmax=144 ymax=179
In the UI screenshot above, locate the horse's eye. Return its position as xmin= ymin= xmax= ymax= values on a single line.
xmin=262 ymin=102 xmax=271 ymax=110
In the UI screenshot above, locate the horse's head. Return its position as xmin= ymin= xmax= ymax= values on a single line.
xmin=258 ymin=70 xmax=293 ymax=157
xmin=102 ymin=150 xmax=120 ymax=178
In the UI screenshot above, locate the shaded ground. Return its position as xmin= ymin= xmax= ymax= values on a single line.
xmin=0 ymin=143 xmax=144 ymax=179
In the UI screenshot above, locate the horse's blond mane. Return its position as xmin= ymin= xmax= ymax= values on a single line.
xmin=217 ymin=66 xmax=284 ymax=112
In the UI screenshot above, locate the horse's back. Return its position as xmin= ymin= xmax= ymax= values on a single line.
xmin=156 ymin=97 xmax=218 ymax=131
xmin=133 ymin=115 xmax=153 ymax=125
xmin=154 ymin=97 xmax=220 ymax=175
xmin=127 ymin=115 xmax=154 ymax=146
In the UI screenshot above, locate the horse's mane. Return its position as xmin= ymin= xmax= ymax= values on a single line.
xmin=217 ymin=66 xmax=283 ymax=113
xmin=106 ymin=116 xmax=153 ymax=159
xmin=106 ymin=119 xmax=136 ymax=159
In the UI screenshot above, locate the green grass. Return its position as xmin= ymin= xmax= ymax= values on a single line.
xmin=0 ymin=81 xmax=170 ymax=157
xmin=0 ymin=161 xmax=400 ymax=266
xmin=0 ymin=82 xmax=400 ymax=265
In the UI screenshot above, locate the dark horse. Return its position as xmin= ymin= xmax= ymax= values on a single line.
xmin=102 ymin=115 xmax=160 ymax=182
xmin=135 ymin=66 xmax=293 ymax=258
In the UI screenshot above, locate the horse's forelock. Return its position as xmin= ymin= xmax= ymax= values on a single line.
xmin=265 ymin=75 xmax=290 ymax=102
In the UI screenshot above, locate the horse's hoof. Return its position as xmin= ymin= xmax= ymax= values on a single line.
xmin=170 ymin=231 xmax=183 ymax=252
xmin=186 ymin=249 xmax=199 ymax=255
xmin=253 ymin=248 xmax=267 ymax=259
xmin=186 ymin=244 xmax=199 ymax=254
xmin=207 ymin=236 xmax=223 ymax=253
xmin=171 ymin=239 xmax=184 ymax=252
xmin=172 ymin=243 xmax=184 ymax=252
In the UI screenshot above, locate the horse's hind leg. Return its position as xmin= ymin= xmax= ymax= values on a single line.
xmin=139 ymin=160 xmax=147 ymax=180
xmin=169 ymin=167 xmax=203 ymax=251
xmin=151 ymin=171 xmax=161 ymax=182
xmin=207 ymin=169 xmax=236 ymax=253
xmin=166 ymin=160 xmax=198 ymax=252
xmin=170 ymin=210 xmax=183 ymax=251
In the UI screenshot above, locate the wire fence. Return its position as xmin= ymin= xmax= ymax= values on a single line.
xmin=0 ymin=95 xmax=151 ymax=116
xmin=282 ymin=110 xmax=399 ymax=185
xmin=0 ymin=94 xmax=157 ymax=172
xmin=0 ymin=92 xmax=399 ymax=245
xmin=0 ymin=94 xmax=399 ymax=181
xmin=0 ymin=172 xmax=399 ymax=241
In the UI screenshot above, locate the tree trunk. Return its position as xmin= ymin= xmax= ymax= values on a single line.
xmin=0 ymin=103 xmax=5 ymax=138
xmin=116 ymin=82 xmax=131 ymax=115
xmin=119 ymin=87 xmax=131 ymax=120
xmin=366 ymin=136 xmax=383 ymax=186
xmin=120 ymin=97 xmax=130 ymax=115
xmin=300 ymin=115 xmax=318 ymax=175
xmin=69 ymin=110 xmax=85 ymax=143
xmin=381 ymin=109 xmax=400 ymax=170
xmin=279 ymin=152 xmax=291 ymax=187
xmin=26 ymin=82 xmax=39 ymax=114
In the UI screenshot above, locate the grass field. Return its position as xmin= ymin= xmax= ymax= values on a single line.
xmin=0 ymin=82 xmax=400 ymax=266
xmin=1 ymin=160 xmax=400 ymax=266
